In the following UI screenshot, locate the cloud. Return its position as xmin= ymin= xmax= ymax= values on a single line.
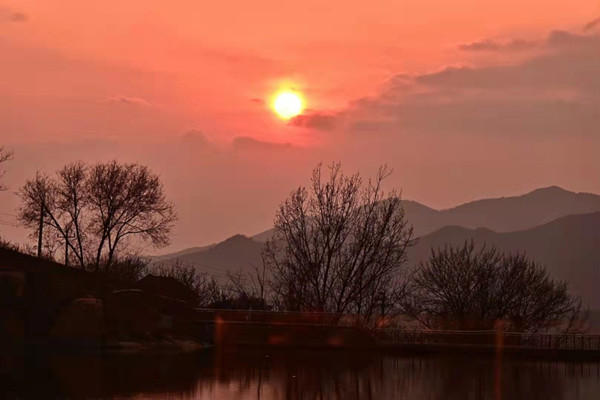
xmin=289 ymin=112 xmax=337 ymax=130
xmin=459 ymin=38 xmax=537 ymax=52
xmin=102 ymin=95 xmax=152 ymax=107
xmin=343 ymin=29 xmax=600 ymax=138
xmin=0 ymin=7 xmax=27 ymax=23
xmin=181 ymin=129 xmax=211 ymax=146
xmin=546 ymin=30 xmax=600 ymax=48
xmin=583 ymin=18 xmax=600 ymax=32
xmin=232 ymin=136 xmax=294 ymax=151
xmin=10 ymin=12 xmax=26 ymax=22
xmin=458 ymin=30 xmax=599 ymax=52
xmin=416 ymin=32 xmax=600 ymax=93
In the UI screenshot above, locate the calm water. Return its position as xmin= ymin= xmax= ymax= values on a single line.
xmin=2 ymin=349 xmax=600 ymax=399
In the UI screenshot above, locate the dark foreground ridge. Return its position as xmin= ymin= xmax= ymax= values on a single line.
xmin=2 ymin=247 xmax=600 ymax=361
xmin=0 ymin=247 xmax=207 ymax=353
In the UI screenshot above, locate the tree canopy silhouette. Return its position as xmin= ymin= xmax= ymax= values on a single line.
xmin=18 ymin=160 xmax=177 ymax=270
xmin=402 ymin=241 xmax=585 ymax=333
xmin=263 ymin=162 xmax=415 ymax=317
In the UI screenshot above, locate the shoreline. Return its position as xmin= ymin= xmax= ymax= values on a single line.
xmin=4 ymin=339 xmax=600 ymax=362
xmin=1 ymin=337 xmax=210 ymax=356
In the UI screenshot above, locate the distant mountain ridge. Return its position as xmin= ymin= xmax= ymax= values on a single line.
xmin=435 ymin=186 xmax=600 ymax=234
xmin=251 ymin=186 xmax=600 ymax=240
xmin=155 ymin=234 xmax=263 ymax=280
xmin=157 ymin=187 xmax=600 ymax=307
xmin=408 ymin=212 xmax=600 ymax=308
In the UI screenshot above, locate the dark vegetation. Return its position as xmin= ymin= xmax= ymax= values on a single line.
xmin=1 ymin=150 xmax=588 ymax=334
xmin=18 ymin=161 xmax=177 ymax=271
xmin=402 ymin=241 xmax=585 ymax=333
xmin=263 ymin=163 xmax=415 ymax=316
xmin=150 ymin=260 xmax=270 ymax=309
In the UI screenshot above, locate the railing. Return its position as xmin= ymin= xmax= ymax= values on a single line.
xmin=193 ymin=309 xmax=375 ymax=331
xmin=191 ymin=310 xmax=600 ymax=351
xmin=516 ymin=332 xmax=600 ymax=350
xmin=375 ymin=328 xmax=600 ymax=351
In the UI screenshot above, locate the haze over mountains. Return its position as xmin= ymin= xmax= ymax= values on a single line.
xmin=252 ymin=185 xmax=600 ymax=240
xmin=158 ymin=186 xmax=600 ymax=307
xmin=411 ymin=213 xmax=600 ymax=307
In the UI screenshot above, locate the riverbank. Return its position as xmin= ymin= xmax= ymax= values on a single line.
xmin=379 ymin=343 xmax=600 ymax=362
xmin=1 ymin=247 xmax=212 ymax=353
xmin=1 ymin=336 xmax=209 ymax=356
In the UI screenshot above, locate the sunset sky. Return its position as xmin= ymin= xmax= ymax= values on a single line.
xmin=1 ymin=1 xmax=599 ymax=251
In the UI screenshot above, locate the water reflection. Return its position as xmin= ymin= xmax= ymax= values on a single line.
xmin=2 ymin=349 xmax=600 ymax=399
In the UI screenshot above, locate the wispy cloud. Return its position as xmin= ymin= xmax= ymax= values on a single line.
xmin=181 ymin=130 xmax=212 ymax=147
xmin=289 ymin=112 xmax=337 ymax=130
xmin=232 ymin=136 xmax=294 ymax=151
xmin=583 ymin=17 xmax=600 ymax=32
xmin=0 ymin=7 xmax=27 ymax=23
xmin=336 ymin=28 xmax=600 ymax=138
xmin=102 ymin=95 xmax=152 ymax=107
xmin=459 ymin=38 xmax=537 ymax=52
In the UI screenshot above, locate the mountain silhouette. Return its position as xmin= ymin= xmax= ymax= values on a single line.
xmin=250 ymin=186 xmax=600 ymax=240
xmin=158 ymin=187 xmax=600 ymax=307
xmin=408 ymin=212 xmax=600 ymax=308
xmin=156 ymin=234 xmax=263 ymax=280
xmin=434 ymin=186 xmax=600 ymax=234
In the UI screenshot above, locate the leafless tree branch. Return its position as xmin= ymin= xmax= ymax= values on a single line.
xmin=263 ymin=162 xmax=415 ymax=318
xmin=18 ymin=161 xmax=177 ymax=270
xmin=401 ymin=240 xmax=587 ymax=333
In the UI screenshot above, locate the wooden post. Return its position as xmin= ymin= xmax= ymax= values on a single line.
xmin=494 ymin=320 xmax=505 ymax=400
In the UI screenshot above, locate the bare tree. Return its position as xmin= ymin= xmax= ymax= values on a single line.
xmin=226 ymin=264 xmax=272 ymax=310
xmin=152 ymin=260 xmax=246 ymax=308
xmin=18 ymin=161 xmax=177 ymax=270
xmin=402 ymin=241 xmax=586 ymax=333
xmin=18 ymin=172 xmax=74 ymax=262
xmin=263 ymin=162 xmax=415 ymax=317
xmin=0 ymin=146 xmax=13 ymax=191
xmin=153 ymin=260 xmax=209 ymax=301
xmin=86 ymin=161 xmax=177 ymax=270
xmin=104 ymin=256 xmax=151 ymax=285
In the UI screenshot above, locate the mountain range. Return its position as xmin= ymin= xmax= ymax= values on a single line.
xmin=251 ymin=185 xmax=600 ymax=240
xmin=157 ymin=186 xmax=600 ymax=307
xmin=409 ymin=212 xmax=600 ymax=308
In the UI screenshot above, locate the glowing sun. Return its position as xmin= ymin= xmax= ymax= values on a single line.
xmin=272 ymin=91 xmax=304 ymax=119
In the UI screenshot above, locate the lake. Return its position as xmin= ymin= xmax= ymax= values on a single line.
xmin=2 ymin=349 xmax=600 ymax=399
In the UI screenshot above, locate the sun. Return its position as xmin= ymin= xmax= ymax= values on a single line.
xmin=272 ymin=91 xmax=304 ymax=119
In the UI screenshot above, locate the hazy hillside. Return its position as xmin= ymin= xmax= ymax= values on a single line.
xmin=438 ymin=186 xmax=600 ymax=234
xmin=158 ymin=188 xmax=600 ymax=307
xmin=408 ymin=212 xmax=600 ymax=308
xmin=152 ymin=243 xmax=216 ymax=261
xmin=162 ymin=212 xmax=600 ymax=307
xmin=251 ymin=186 xmax=600 ymax=240
xmin=157 ymin=234 xmax=263 ymax=280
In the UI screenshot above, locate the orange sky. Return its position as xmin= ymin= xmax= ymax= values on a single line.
xmin=1 ymin=0 xmax=599 ymax=250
